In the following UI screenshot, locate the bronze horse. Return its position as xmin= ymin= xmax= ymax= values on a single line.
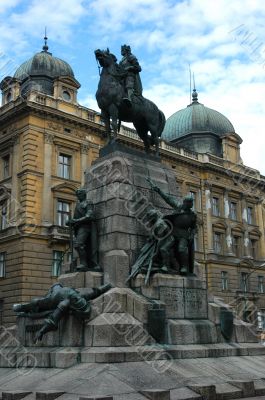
xmin=95 ymin=49 xmax=165 ymax=155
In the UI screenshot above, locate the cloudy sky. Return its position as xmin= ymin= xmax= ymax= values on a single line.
xmin=0 ymin=0 xmax=265 ymax=173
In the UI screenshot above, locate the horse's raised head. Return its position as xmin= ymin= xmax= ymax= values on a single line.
xmin=95 ymin=48 xmax=117 ymax=67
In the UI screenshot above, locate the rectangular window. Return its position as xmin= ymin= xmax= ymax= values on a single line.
xmin=0 ymin=202 xmax=8 ymax=230
xmin=0 ymin=253 xmax=6 ymax=278
xmin=212 ymin=197 xmax=220 ymax=216
xmin=232 ymin=235 xmax=241 ymax=257
xmin=247 ymin=206 xmax=254 ymax=224
xmin=221 ymin=271 xmax=228 ymax=290
xmin=230 ymin=201 xmax=237 ymax=220
xmin=240 ymin=272 xmax=249 ymax=292
xmin=250 ymin=239 xmax=257 ymax=259
xmin=3 ymin=155 xmax=10 ymax=179
xmin=258 ymin=276 xmax=264 ymax=294
xmin=58 ymin=153 xmax=71 ymax=179
xmin=213 ymin=232 xmax=223 ymax=254
xmin=57 ymin=200 xmax=70 ymax=226
xmin=52 ymin=250 xmax=63 ymax=277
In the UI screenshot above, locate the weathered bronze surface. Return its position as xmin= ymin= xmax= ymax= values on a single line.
xmin=95 ymin=46 xmax=165 ymax=155
xmin=13 ymin=282 xmax=111 ymax=342
xmin=128 ymin=178 xmax=197 ymax=282
xmin=67 ymin=188 xmax=98 ymax=272
xmin=147 ymin=178 xmax=197 ymax=275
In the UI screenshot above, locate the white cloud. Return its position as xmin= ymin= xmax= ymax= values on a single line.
xmin=0 ymin=0 xmax=21 ymax=14
xmin=9 ymin=0 xmax=88 ymax=42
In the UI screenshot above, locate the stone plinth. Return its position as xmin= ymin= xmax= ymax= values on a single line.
xmin=85 ymin=144 xmax=179 ymax=288
xmin=167 ymin=319 xmax=217 ymax=344
xmin=84 ymin=312 xmax=155 ymax=347
xmin=132 ymin=273 xmax=208 ymax=319
xmin=58 ymin=271 xmax=103 ymax=289
xmin=17 ymin=315 xmax=83 ymax=347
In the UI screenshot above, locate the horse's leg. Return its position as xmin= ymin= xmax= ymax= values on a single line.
xmin=101 ymin=109 xmax=111 ymax=142
xmin=152 ymin=132 xmax=160 ymax=157
xmin=109 ymin=104 xmax=119 ymax=140
xmin=134 ymin=121 xmax=150 ymax=153
xmin=147 ymin=117 xmax=160 ymax=156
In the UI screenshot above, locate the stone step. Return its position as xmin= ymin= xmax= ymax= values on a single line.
xmin=84 ymin=313 xmax=155 ymax=347
xmin=0 ymin=394 xmax=65 ymax=400
xmin=215 ymin=382 xmax=242 ymax=399
xmin=170 ymin=387 xmax=203 ymax=400
xmin=1 ymin=343 xmax=265 ymax=368
xmin=139 ymin=389 xmax=170 ymax=399
xmin=1 ymin=392 xmax=32 ymax=400
xmin=254 ymin=379 xmax=265 ymax=396
xmin=81 ymin=342 xmax=265 ymax=364
xmin=167 ymin=319 xmax=218 ymax=345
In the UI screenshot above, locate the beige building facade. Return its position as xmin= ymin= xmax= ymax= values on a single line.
xmin=0 ymin=44 xmax=265 ymax=329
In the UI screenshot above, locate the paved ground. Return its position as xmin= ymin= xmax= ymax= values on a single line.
xmin=0 ymin=355 xmax=265 ymax=399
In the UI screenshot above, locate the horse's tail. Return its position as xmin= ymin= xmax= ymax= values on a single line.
xmin=157 ymin=110 xmax=166 ymax=138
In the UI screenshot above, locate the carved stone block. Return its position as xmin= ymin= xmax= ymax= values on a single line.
xmin=58 ymin=272 xmax=85 ymax=288
xmin=102 ymin=250 xmax=130 ymax=288
xmin=132 ymin=274 xmax=208 ymax=319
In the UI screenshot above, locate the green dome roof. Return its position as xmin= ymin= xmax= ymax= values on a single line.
xmin=162 ymin=89 xmax=235 ymax=142
xmin=14 ymin=50 xmax=75 ymax=81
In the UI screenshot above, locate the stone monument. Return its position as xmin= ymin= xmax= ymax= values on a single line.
xmin=4 ymin=45 xmax=261 ymax=374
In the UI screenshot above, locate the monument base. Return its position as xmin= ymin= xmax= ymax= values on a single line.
xmin=132 ymin=273 xmax=208 ymax=319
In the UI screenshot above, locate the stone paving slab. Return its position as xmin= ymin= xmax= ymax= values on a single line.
xmin=214 ymin=382 xmax=242 ymax=399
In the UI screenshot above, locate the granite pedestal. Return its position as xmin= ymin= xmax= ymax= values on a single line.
xmin=84 ymin=143 xmax=180 ymax=288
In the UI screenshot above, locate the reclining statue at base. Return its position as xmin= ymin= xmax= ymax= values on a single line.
xmin=13 ymin=282 xmax=111 ymax=343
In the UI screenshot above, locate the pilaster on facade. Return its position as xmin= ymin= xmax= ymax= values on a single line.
xmin=44 ymin=132 xmax=54 ymax=144
xmin=204 ymin=182 xmax=213 ymax=253
xmin=257 ymin=201 xmax=265 ymax=259
xmin=223 ymin=189 xmax=233 ymax=255
xmin=42 ymin=132 xmax=54 ymax=226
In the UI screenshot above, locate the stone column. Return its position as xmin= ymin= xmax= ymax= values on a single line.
xmin=41 ymin=132 xmax=54 ymax=225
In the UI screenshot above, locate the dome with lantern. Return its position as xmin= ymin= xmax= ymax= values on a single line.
xmin=162 ymin=88 xmax=237 ymax=157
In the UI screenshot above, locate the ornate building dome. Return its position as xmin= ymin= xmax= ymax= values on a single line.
xmin=162 ymin=89 xmax=235 ymax=157
xmin=13 ymin=36 xmax=75 ymax=96
xmin=14 ymin=51 xmax=74 ymax=81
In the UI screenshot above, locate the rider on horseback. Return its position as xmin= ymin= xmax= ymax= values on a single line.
xmin=119 ymin=44 xmax=143 ymax=107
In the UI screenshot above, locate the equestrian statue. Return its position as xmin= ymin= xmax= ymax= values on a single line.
xmin=95 ymin=45 xmax=165 ymax=156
